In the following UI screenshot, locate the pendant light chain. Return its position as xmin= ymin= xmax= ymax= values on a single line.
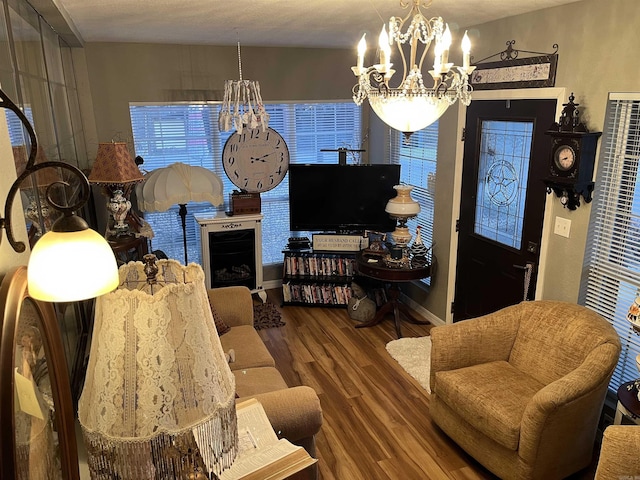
xmin=237 ymin=41 xmax=243 ymax=82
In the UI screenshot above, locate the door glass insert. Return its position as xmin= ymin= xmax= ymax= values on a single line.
xmin=474 ymin=120 xmax=534 ymax=249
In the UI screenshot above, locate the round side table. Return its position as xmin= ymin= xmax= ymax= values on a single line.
xmin=614 ymin=381 xmax=640 ymax=425
xmin=354 ymin=251 xmax=431 ymax=338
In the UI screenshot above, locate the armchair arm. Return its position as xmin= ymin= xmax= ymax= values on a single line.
xmin=207 ymin=286 xmax=254 ymax=327
xmin=519 ymin=342 xmax=620 ymax=463
xmin=430 ymin=308 xmax=520 ymax=390
xmin=595 ymin=425 xmax=640 ymax=480
xmin=251 ymin=386 xmax=323 ymax=448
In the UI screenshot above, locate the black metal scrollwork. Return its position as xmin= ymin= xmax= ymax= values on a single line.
xmin=0 ymin=88 xmax=91 ymax=253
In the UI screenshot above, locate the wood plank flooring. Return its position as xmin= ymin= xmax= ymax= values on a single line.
xmin=255 ymin=289 xmax=599 ymax=480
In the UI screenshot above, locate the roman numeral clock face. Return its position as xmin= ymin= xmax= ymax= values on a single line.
xmin=222 ymin=127 xmax=290 ymax=193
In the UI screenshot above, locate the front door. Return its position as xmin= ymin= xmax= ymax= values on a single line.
xmin=453 ymin=99 xmax=556 ymax=321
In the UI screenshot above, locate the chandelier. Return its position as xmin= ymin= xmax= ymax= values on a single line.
xmin=218 ymin=41 xmax=269 ymax=134
xmin=352 ymin=0 xmax=475 ymax=134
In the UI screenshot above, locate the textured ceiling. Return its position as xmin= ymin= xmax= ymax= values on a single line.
xmin=53 ymin=0 xmax=583 ymax=48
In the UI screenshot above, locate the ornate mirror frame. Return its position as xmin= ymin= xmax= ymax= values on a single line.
xmin=0 ymin=266 xmax=79 ymax=479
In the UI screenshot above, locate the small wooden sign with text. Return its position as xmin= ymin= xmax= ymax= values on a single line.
xmin=312 ymin=234 xmax=368 ymax=252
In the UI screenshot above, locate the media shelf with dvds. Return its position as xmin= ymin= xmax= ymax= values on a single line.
xmin=281 ymin=249 xmax=356 ymax=307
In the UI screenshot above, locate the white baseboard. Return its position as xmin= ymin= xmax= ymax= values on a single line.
xmin=399 ymin=293 xmax=445 ymax=326
xmin=263 ymin=279 xmax=282 ymax=291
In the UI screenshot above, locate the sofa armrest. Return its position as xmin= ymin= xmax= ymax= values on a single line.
xmin=595 ymin=425 xmax=640 ymax=480
xmin=430 ymin=309 xmax=520 ymax=390
xmin=251 ymin=386 xmax=323 ymax=452
xmin=207 ymin=286 xmax=254 ymax=328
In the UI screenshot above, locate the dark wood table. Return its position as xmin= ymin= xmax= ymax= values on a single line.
xmin=615 ymin=381 xmax=640 ymax=425
xmin=108 ymin=234 xmax=148 ymax=265
xmin=354 ymin=251 xmax=431 ymax=338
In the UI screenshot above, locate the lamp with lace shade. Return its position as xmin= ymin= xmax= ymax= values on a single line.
xmin=88 ymin=142 xmax=144 ymax=238
xmin=78 ymin=258 xmax=238 ymax=479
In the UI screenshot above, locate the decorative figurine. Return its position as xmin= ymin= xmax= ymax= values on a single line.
xmin=410 ymin=226 xmax=429 ymax=260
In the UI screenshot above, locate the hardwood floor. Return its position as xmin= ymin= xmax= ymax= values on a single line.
xmin=255 ymin=288 xmax=600 ymax=480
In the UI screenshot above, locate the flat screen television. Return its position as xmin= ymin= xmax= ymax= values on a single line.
xmin=288 ymin=163 xmax=401 ymax=233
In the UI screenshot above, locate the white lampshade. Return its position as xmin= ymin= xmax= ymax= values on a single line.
xmin=27 ymin=228 xmax=119 ymax=302
xmin=385 ymin=185 xmax=421 ymax=218
xmin=368 ymin=92 xmax=451 ymax=133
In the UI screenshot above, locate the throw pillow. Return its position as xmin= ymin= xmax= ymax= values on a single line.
xmin=209 ymin=298 xmax=231 ymax=336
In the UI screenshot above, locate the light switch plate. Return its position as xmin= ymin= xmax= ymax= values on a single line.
xmin=554 ymin=216 xmax=571 ymax=238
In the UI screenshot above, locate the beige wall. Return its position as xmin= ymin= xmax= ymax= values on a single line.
xmin=8 ymin=0 xmax=630 ymax=318
xmin=81 ymin=43 xmax=358 ymax=154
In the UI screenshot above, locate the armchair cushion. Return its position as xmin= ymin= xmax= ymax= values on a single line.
xmin=435 ymin=360 xmax=544 ymax=450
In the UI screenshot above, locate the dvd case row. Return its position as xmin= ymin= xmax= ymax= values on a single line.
xmin=283 ymin=253 xmax=355 ymax=278
xmin=282 ymin=282 xmax=353 ymax=306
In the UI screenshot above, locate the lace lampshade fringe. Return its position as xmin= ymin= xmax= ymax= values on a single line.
xmin=82 ymin=406 xmax=238 ymax=480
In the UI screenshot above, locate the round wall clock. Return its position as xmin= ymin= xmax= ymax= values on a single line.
xmin=222 ymin=127 xmax=290 ymax=193
xmin=553 ymin=144 xmax=576 ymax=171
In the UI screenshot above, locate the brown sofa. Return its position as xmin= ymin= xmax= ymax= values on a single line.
xmin=207 ymin=286 xmax=323 ymax=461
xmin=430 ymin=300 xmax=621 ymax=480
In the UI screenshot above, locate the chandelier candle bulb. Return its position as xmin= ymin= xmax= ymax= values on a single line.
xmin=462 ymin=31 xmax=471 ymax=70
xmin=441 ymin=24 xmax=451 ymax=65
xmin=357 ymin=33 xmax=366 ymax=70
xmin=379 ymin=26 xmax=391 ymax=70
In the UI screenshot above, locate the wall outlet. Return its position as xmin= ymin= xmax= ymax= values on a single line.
xmin=554 ymin=216 xmax=571 ymax=238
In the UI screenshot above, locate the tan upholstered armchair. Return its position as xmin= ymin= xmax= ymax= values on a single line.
xmin=430 ymin=300 xmax=621 ymax=480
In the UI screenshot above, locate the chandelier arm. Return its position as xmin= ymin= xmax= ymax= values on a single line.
xmin=395 ymin=39 xmax=409 ymax=85
xmin=416 ymin=38 xmax=431 ymax=78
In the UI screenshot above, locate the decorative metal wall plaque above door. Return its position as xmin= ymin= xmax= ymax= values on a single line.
xmin=470 ymin=40 xmax=558 ymax=90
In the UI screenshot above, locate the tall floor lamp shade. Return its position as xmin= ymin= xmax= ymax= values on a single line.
xmin=136 ymin=162 xmax=223 ymax=264
xmin=78 ymin=259 xmax=238 ymax=479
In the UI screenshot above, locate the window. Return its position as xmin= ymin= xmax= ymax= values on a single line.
xmin=389 ymin=124 xmax=438 ymax=285
xmin=130 ymin=101 xmax=362 ymax=265
xmin=581 ymin=94 xmax=640 ymax=390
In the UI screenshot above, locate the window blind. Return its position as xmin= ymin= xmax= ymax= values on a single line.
xmin=581 ymin=93 xmax=640 ymax=389
xmin=129 ymin=101 xmax=361 ymax=265
xmin=389 ymin=124 xmax=438 ymax=286
xmin=5 ymin=107 xmax=34 ymax=145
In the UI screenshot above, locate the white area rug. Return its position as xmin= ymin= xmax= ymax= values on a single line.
xmin=385 ymin=336 xmax=432 ymax=394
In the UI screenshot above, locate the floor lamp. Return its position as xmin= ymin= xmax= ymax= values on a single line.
xmin=136 ymin=162 xmax=223 ymax=264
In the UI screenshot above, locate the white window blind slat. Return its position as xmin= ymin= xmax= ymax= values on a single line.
xmin=581 ymin=95 xmax=640 ymax=390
